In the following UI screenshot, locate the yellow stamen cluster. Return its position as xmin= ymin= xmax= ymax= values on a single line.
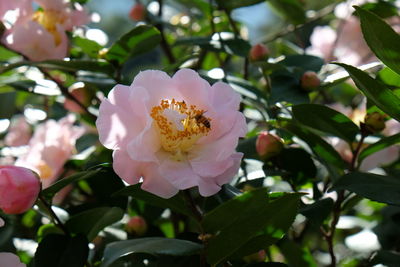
xmin=33 ymin=9 xmax=66 ymax=45
xmin=36 ymin=161 xmax=53 ymax=180
xmin=150 ymin=98 xmax=211 ymax=161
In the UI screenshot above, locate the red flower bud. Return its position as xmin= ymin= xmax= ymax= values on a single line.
xmin=0 ymin=166 xmax=41 ymax=214
xmin=300 ymin=71 xmax=320 ymax=90
xmin=243 ymin=250 xmax=266 ymax=263
xmin=256 ymin=131 xmax=283 ymax=159
xmin=129 ymin=3 xmax=146 ymax=21
xmin=249 ymin=43 xmax=269 ymax=62
xmin=125 ymin=216 xmax=148 ymax=236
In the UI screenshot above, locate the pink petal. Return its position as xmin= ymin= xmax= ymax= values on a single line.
xmin=159 ymin=156 xmax=199 ymax=189
xmin=210 ymin=81 xmax=241 ymax=111
xmin=190 ymin=154 xmax=234 ymax=177
xmin=113 ymin=150 xmax=142 ymax=184
xmin=0 ymin=253 xmax=25 ymax=267
xmin=126 ymin=120 xmax=160 ymax=163
xmin=141 ymin=163 xmax=179 ymax=198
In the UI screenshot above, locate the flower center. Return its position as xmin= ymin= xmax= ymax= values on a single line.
xmin=36 ymin=161 xmax=53 ymax=180
xmin=150 ymin=98 xmax=211 ymax=161
xmin=33 ymin=9 xmax=66 ymax=45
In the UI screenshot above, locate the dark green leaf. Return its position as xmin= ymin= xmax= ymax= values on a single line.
xmin=371 ymin=250 xmax=400 ymax=266
xmin=113 ymin=184 xmax=193 ymax=218
xmin=331 ymin=172 xmax=400 ymax=205
xmin=202 ymin=188 xmax=302 ymax=265
xmin=105 ymin=25 xmax=161 ymax=65
xmin=278 ymin=239 xmax=317 ymax=267
xmin=335 ymin=63 xmax=400 ymax=122
xmin=0 ymin=92 xmax=16 ymax=119
xmin=281 ymin=55 xmax=324 ymax=73
xmin=293 ymin=104 xmax=359 ymax=142
xmin=300 ymin=198 xmax=334 ymax=226
xmin=66 ymin=207 xmax=124 ymax=241
xmin=237 ymin=136 xmax=259 ymax=160
xmin=270 ymin=71 xmax=309 ymax=104
xmin=34 ymin=234 xmax=88 ymax=267
xmin=42 ymin=168 xmax=104 ymax=200
xmin=216 ymin=0 xmax=265 ymax=10
xmin=358 ymin=133 xmax=400 ymax=163
xmin=360 ymin=2 xmax=398 ymax=18
xmin=268 ymin=0 xmax=306 ymax=25
xmin=101 ymin=238 xmax=203 ymax=267
xmin=356 ymin=6 xmax=400 ymax=75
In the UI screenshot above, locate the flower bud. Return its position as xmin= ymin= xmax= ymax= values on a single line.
xmin=243 ymin=250 xmax=266 ymax=263
xmin=256 ymin=131 xmax=284 ymax=159
xmin=300 ymin=71 xmax=320 ymax=91
xmin=0 ymin=166 xmax=41 ymax=214
xmin=125 ymin=216 xmax=147 ymax=236
xmin=249 ymin=43 xmax=269 ymax=62
xmin=64 ymin=83 xmax=91 ymax=114
xmin=129 ymin=3 xmax=146 ymax=21
xmin=363 ymin=112 xmax=386 ymax=134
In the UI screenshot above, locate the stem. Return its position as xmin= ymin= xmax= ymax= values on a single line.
xmin=39 ymin=195 xmax=70 ymax=236
xmin=350 ymin=133 xmax=367 ymax=171
xmin=155 ymin=0 xmax=176 ymax=64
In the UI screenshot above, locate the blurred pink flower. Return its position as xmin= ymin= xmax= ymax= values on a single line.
xmin=96 ymin=69 xmax=246 ymax=198
xmin=307 ymin=17 xmax=374 ymax=66
xmin=15 ymin=115 xmax=84 ymax=188
xmin=0 ymin=165 xmax=40 ymax=214
xmin=4 ymin=116 xmax=31 ymax=147
xmin=0 ymin=253 xmax=25 ymax=267
xmin=1 ymin=0 xmax=88 ymax=61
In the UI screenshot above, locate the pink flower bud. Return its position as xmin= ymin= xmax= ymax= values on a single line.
xmin=256 ymin=131 xmax=283 ymax=159
xmin=300 ymin=71 xmax=320 ymax=90
xmin=125 ymin=216 xmax=148 ymax=236
xmin=129 ymin=3 xmax=146 ymax=21
xmin=249 ymin=43 xmax=269 ymax=62
xmin=0 ymin=166 xmax=41 ymax=214
xmin=63 ymin=84 xmax=91 ymax=114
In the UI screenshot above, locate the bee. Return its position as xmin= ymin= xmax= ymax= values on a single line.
xmin=194 ymin=111 xmax=211 ymax=129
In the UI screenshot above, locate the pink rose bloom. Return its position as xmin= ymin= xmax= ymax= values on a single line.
xmin=96 ymin=69 xmax=247 ymax=198
xmin=15 ymin=115 xmax=85 ymax=188
xmin=4 ymin=116 xmax=31 ymax=147
xmin=0 ymin=253 xmax=26 ymax=267
xmin=0 ymin=165 xmax=40 ymax=214
xmin=1 ymin=0 xmax=88 ymax=61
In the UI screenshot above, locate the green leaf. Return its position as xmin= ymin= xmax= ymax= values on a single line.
xmin=105 ymin=25 xmax=161 ymax=65
xmin=216 ymin=0 xmax=265 ymax=10
xmin=0 ymin=92 xmax=16 ymax=119
xmin=281 ymin=55 xmax=324 ymax=73
xmin=358 ymin=133 xmax=400 ymax=163
xmin=113 ymin=184 xmax=193 ymax=218
xmin=356 ymin=6 xmax=400 ymax=75
xmin=268 ymin=0 xmax=306 ymax=25
xmin=66 ymin=207 xmax=124 ymax=241
xmin=101 ymin=238 xmax=203 ymax=267
xmin=278 ymin=239 xmax=317 ymax=267
xmin=270 ymin=71 xmax=309 ymax=105
xmin=237 ymin=136 xmax=259 ymax=160
xmin=34 ymin=234 xmax=89 ymax=267
xmin=331 ymin=172 xmax=400 ymax=206
xmin=335 ymin=63 xmax=400 ymax=122
xmin=300 ymin=198 xmax=334 ymax=226
xmin=202 ymin=189 xmax=302 ymax=265
xmin=371 ymin=250 xmax=400 ymax=266
xmin=41 ymin=168 xmax=104 ymax=200
xmin=73 ymin=36 xmax=102 ymax=59
xmin=292 ymin=104 xmax=359 ymax=142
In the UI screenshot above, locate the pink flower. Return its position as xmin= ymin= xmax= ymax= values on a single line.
xmin=256 ymin=131 xmax=283 ymax=159
xmin=0 ymin=253 xmax=25 ymax=267
xmin=1 ymin=0 xmax=88 ymax=61
xmin=0 ymin=165 xmax=40 ymax=214
xmin=4 ymin=116 xmax=31 ymax=147
xmin=15 ymin=115 xmax=84 ymax=188
xmin=96 ymin=69 xmax=247 ymax=198
xmin=249 ymin=43 xmax=269 ymax=62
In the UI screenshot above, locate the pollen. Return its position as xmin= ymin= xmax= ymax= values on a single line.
xmin=33 ymin=9 xmax=66 ymax=46
xmin=150 ymin=98 xmax=211 ymax=161
xmin=36 ymin=161 xmax=53 ymax=180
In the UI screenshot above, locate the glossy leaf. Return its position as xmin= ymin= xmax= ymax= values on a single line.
xmin=281 ymin=55 xmax=324 ymax=73
xmin=73 ymin=36 xmax=102 ymax=59
xmin=358 ymin=133 xmax=400 ymax=163
xmin=101 ymin=238 xmax=203 ymax=267
xmin=268 ymin=0 xmax=306 ymax=25
xmin=293 ymin=104 xmax=359 ymax=142
xmin=216 ymin=0 xmax=265 ymax=10
xmin=113 ymin=184 xmax=193 ymax=217
xmin=202 ymin=188 xmax=301 ymax=265
xmin=335 ymin=63 xmax=400 ymax=122
xmin=105 ymin=25 xmax=161 ymax=65
xmin=66 ymin=207 xmax=124 ymax=241
xmin=34 ymin=234 xmax=88 ymax=267
xmin=356 ymin=6 xmax=400 ymax=75
xmin=300 ymin=198 xmax=334 ymax=226
xmin=278 ymin=239 xmax=317 ymax=267
xmin=270 ymin=71 xmax=309 ymax=104
xmin=331 ymin=172 xmax=400 ymax=206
